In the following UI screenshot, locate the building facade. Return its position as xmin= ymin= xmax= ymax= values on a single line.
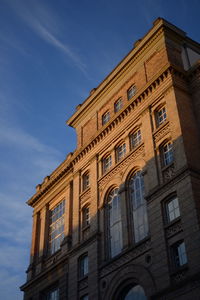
xmin=21 ymin=18 xmax=200 ymax=299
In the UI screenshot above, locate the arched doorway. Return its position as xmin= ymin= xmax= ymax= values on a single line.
xmin=118 ymin=285 xmax=147 ymax=300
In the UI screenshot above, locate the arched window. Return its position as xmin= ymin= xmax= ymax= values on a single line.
xmin=129 ymin=171 xmax=148 ymax=243
xmin=121 ymin=285 xmax=147 ymax=300
xmin=107 ymin=188 xmax=123 ymax=258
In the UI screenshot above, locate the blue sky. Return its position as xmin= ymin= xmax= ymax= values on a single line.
xmin=0 ymin=0 xmax=200 ymax=299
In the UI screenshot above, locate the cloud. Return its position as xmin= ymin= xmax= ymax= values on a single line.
xmin=5 ymin=0 xmax=87 ymax=75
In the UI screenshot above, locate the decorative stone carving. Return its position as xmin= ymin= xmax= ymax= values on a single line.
xmin=165 ymin=221 xmax=182 ymax=238
xmin=153 ymin=122 xmax=170 ymax=143
xmin=163 ymin=164 xmax=175 ymax=182
xmin=99 ymin=144 xmax=145 ymax=191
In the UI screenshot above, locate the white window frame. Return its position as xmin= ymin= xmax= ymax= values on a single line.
xmin=116 ymin=143 xmax=126 ymax=162
xmin=130 ymin=129 xmax=142 ymax=149
xmin=102 ymin=111 xmax=110 ymax=125
xmin=82 ymin=172 xmax=90 ymax=191
xmin=166 ymin=197 xmax=180 ymax=223
xmin=157 ymin=106 xmax=167 ymax=126
xmin=102 ymin=155 xmax=112 ymax=174
xmin=162 ymin=142 xmax=173 ymax=166
xmin=172 ymin=241 xmax=187 ymax=268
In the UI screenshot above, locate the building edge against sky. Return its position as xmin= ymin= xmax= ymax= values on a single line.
xmin=21 ymin=18 xmax=200 ymax=299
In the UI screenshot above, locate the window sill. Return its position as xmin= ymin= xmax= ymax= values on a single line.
xmin=170 ymin=263 xmax=188 ymax=276
xmin=80 ymin=187 xmax=91 ymax=197
xmin=164 ymin=217 xmax=181 ymax=229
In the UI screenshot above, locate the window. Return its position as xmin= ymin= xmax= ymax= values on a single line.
xmin=171 ymin=241 xmax=187 ymax=268
xmin=102 ymin=111 xmax=110 ymax=125
xmin=166 ymin=197 xmax=180 ymax=223
xmin=82 ymin=206 xmax=90 ymax=228
xmin=102 ymin=155 xmax=112 ymax=174
xmin=82 ymin=172 xmax=90 ymax=191
xmin=49 ymin=200 xmax=65 ymax=255
xmin=156 ymin=106 xmax=167 ymax=126
xmin=107 ymin=188 xmax=123 ymax=257
xmin=116 ymin=143 xmax=126 ymax=162
xmin=162 ymin=142 xmax=173 ymax=166
xmin=80 ymin=295 xmax=88 ymax=300
xmin=121 ymin=285 xmax=147 ymax=300
xmin=129 ymin=171 xmax=149 ymax=243
xmin=79 ymin=254 xmax=88 ymax=278
xmin=127 ymin=85 xmax=136 ymax=100
xmin=130 ymin=129 xmax=142 ymax=149
xmin=114 ymin=98 xmax=123 ymax=113
xmin=46 ymin=288 xmax=59 ymax=300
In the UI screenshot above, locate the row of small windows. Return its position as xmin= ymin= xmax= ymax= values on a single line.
xmin=102 ymin=85 xmax=137 ymax=126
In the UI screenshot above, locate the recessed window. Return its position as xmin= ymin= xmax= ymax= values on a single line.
xmin=171 ymin=241 xmax=187 ymax=268
xmin=46 ymin=288 xmax=59 ymax=300
xmin=127 ymin=85 xmax=136 ymax=100
xmin=102 ymin=111 xmax=110 ymax=125
xmin=49 ymin=200 xmax=65 ymax=255
xmin=166 ymin=197 xmax=180 ymax=223
xmin=116 ymin=143 xmax=126 ymax=162
xmin=82 ymin=206 xmax=90 ymax=228
xmin=156 ymin=106 xmax=167 ymax=126
xmin=107 ymin=188 xmax=123 ymax=258
xmin=79 ymin=254 xmax=88 ymax=278
xmin=130 ymin=129 xmax=142 ymax=149
xmin=129 ymin=171 xmax=149 ymax=243
xmin=114 ymin=98 xmax=123 ymax=113
xmin=102 ymin=155 xmax=112 ymax=174
xmin=162 ymin=142 xmax=173 ymax=166
xmin=82 ymin=172 xmax=90 ymax=191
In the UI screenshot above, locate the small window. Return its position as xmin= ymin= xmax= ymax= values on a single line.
xmin=166 ymin=197 xmax=180 ymax=223
xmin=171 ymin=241 xmax=187 ymax=269
xmin=156 ymin=106 xmax=167 ymax=126
xmin=116 ymin=143 xmax=126 ymax=163
xmin=82 ymin=172 xmax=90 ymax=191
xmin=82 ymin=206 xmax=90 ymax=228
xmin=127 ymin=85 xmax=136 ymax=100
xmin=46 ymin=288 xmax=59 ymax=300
xmin=102 ymin=111 xmax=110 ymax=125
xmin=79 ymin=254 xmax=88 ymax=278
xmin=102 ymin=155 xmax=112 ymax=174
xmin=130 ymin=129 xmax=142 ymax=149
xmin=162 ymin=142 xmax=173 ymax=166
xmin=114 ymin=98 xmax=123 ymax=113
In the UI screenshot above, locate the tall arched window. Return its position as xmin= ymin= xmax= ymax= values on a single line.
xmin=107 ymin=188 xmax=123 ymax=258
xmin=129 ymin=171 xmax=149 ymax=243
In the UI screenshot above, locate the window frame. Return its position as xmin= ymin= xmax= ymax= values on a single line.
xmin=102 ymin=155 xmax=112 ymax=174
xmin=49 ymin=200 xmax=65 ymax=255
xmin=102 ymin=111 xmax=110 ymax=126
xmin=171 ymin=241 xmax=188 ymax=270
xmin=127 ymin=85 xmax=136 ymax=100
xmin=115 ymin=143 xmax=126 ymax=163
xmin=114 ymin=98 xmax=123 ymax=113
xmin=161 ymin=141 xmax=174 ymax=167
xmin=79 ymin=254 xmax=89 ymax=279
xmin=82 ymin=171 xmax=90 ymax=191
xmin=156 ymin=106 xmax=167 ymax=127
xmin=129 ymin=129 xmax=142 ymax=150
xmin=165 ymin=196 xmax=180 ymax=224
xmin=82 ymin=205 xmax=90 ymax=228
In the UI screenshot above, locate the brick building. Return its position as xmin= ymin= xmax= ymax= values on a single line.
xmin=21 ymin=18 xmax=200 ymax=299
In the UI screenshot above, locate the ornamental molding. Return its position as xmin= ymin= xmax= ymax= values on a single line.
xmin=153 ymin=122 xmax=170 ymax=143
xmin=80 ymin=188 xmax=91 ymax=204
xmin=98 ymin=144 xmax=145 ymax=194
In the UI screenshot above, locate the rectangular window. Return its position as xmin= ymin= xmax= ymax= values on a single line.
xmin=116 ymin=143 xmax=126 ymax=162
xmin=130 ymin=129 xmax=142 ymax=149
xmin=127 ymin=85 xmax=136 ymax=100
xmin=114 ymin=98 xmax=122 ymax=113
xmin=166 ymin=197 xmax=180 ymax=223
xmin=82 ymin=172 xmax=90 ymax=191
xmin=46 ymin=288 xmax=59 ymax=300
xmin=82 ymin=206 xmax=90 ymax=228
xmin=49 ymin=200 xmax=65 ymax=255
xmin=102 ymin=111 xmax=110 ymax=125
xmin=162 ymin=142 xmax=173 ymax=166
xmin=157 ymin=106 xmax=167 ymax=126
xmin=102 ymin=155 xmax=112 ymax=174
xmin=79 ymin=254 xmax=88 ymax=278
xmin=172 ymin=241 xmax=187 ymax=268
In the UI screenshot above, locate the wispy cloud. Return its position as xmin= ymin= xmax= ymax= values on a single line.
xmin=5 ymin=0 xmax=87 ymax=75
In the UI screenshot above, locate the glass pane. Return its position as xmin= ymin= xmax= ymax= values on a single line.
xmin=123 ymin=285 xmax=147 ymax=300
